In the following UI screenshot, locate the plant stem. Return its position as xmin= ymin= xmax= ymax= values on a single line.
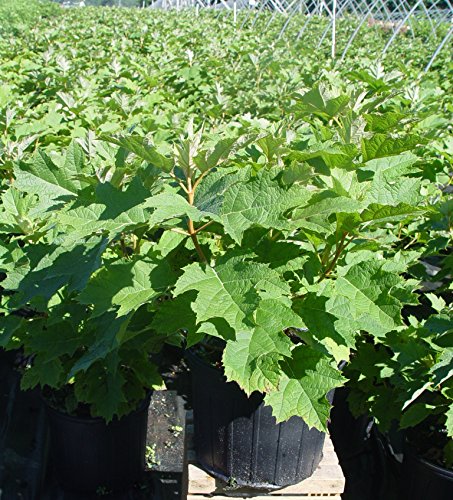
xmin=132 ymin=234 xmax=141 ymax=254
xmin=319 ymin=231 xmax=351 ymax=281
xmin=193 ymin=169 xmax=210 ymax=191
xmin=186 ymin=176 xmax=207 ymax=263
xmin=194 ymin=220 xmax=214 ymax=234
xmin=170 ymin=228 xmax=190 ymax=236
xmin=169 ymin=171 xmax=189 ymax=194
xmin=120 ymin=236 xmax=128 ymax=257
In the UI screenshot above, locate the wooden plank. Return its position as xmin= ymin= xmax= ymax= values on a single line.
xmin=189 ymin=464 xmax=344 ymax=495
xmin=188 ymin=496 xmax=343 ymax=499
xmin=188 ymin=436 xmax=344 ymax=497
xmin=189 ymin=464 xmax=216 ymax=493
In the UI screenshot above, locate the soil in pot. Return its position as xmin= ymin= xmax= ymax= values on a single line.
xmin=186 ymin=349 xmax=329 ymax=490
xmin=44 ymin=393 xmax=151 ymax=494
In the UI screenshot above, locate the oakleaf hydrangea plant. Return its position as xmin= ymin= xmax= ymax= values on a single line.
xmin=0 ymin=85 xmax=428 ymax=427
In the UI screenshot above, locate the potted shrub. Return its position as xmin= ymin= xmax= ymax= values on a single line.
xmin=112 ymin=86 xmax=424 ymax=487
xmin=0 ymin=141 xmax=174 ymax=493
xmin=345 ymin=294 xmax=453 ymax=499
xmin=0 ymin=83 xmax=427 ymax=490
xmin=343 ymin=121 xmax=453 ymax=499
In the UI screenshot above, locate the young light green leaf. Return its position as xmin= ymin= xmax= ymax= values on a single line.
xmin=103 ymin=134 xmax=173 ymax=172
xmin=426 ymin=293 xmax=446 ymax=313
xmin=194 ymin=137 xmax=238 ymax=172
xmin=293 ymin=86 xmax=349 ymax=119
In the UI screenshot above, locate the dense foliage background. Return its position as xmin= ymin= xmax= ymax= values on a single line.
xmin=0 ymin=0 xmax=451 ymax=462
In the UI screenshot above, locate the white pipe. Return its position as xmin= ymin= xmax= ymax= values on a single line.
xmin=332 ymin=0 xmax=337 ymax=58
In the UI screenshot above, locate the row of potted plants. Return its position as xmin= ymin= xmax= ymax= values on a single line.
xmin=0 ymin=82 xmax=451 ymax=494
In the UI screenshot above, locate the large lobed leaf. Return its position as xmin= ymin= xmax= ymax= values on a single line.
xmin=220 ymin=168 xmax=311 ymax=243
xmin=174 ymin=254 xmax=290 ymax=333
xmin=265 ymin=346 xmax=345 ymax=432
xmin=79 ymin=256 xmax=176 ymax=317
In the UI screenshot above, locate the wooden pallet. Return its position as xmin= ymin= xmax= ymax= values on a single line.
xmin=188 ymin=435 xmax=344 ymax=499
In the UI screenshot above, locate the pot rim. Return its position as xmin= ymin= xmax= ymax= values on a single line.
xmin=185 ymin=346 xmax=229 ymax=375
xmin=405 ymin=442 xmax=453 ymax=479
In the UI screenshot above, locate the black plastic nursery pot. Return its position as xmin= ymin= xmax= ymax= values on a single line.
xmin=187 ymin=350 xmax=328 ymax=490
xmin=401 ymin=446 xmax=453 ymax=500
xmin=0 ymin=347 xmax=17 ymax=367
xmin=44 ymin=394 xmax=151 ymax=493
xmin=329 ymin=387 xmax=373 ymax=459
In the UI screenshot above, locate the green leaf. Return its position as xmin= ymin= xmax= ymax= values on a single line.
xmin=146 ymin=187 xmax=204 ymax=227
xmin=103 ymin=134 xmax=173 ymax=172
xmin=223 ymin=329 xmax=290 ymax=394
xmin=400 ymin=403 xmax=436 ymax=429
xmin=155 ymin=231 xmax=186 ymax=258
xmin=174 ymin=255 xmax=290 ymax=333
xmin=0 ymin=315 xmax=24 ymax=348
xmin=256 ymin=135 xmax=286 ymax=163
xmin=4 ymin=237 xmax=108 ymax=307
xmin=282 ymin=163 xmax=313 ymax=185
xmin=79 ymin=256 xmax=175 ymax=318
xmin=364 ymin=112 xmax=407 ymax=132
xmin=361 ymin=203 xmax=424 ymax=225
xmin=289 ymin=143 xmax=357 ymax=169
xmin=431 ymin=349 xmax=453 ymax=387
xmin=294 ymin=193 xmax=364 ymax=221
xmin=58 ymin=182 xmax=202 ymax=240
xmin=359 ymin=153 xmax=419 ymax=180
xmin=0 ymin=188 xmax=51 ymax=237
xmin=194 ymin=137 xmax=238 ymax=172
xmin=150 ymin=292 xmax=198 ymax=346
xmin=295 ymin=293 xmax=355 ymax=362
xmin=426 ymin=293 xmax=446 ymax=313
xmin=293 ymin=86 xmax=349 ymax=119
xmin=194 ymin=167 xmax=248 ymax=218
xmin=264 ymin=345 xmax=345 ymax=431
xmin=69 ymin=313 xmax=130 ymax=376
xmin=14 ymin=141 xmax=86 ymax=199
xmin=330 ymin=262 xmax=406 ymax=338
xmin=223 ymin=300 xmax=304 ymax=394
xmin=74 ymin=353 xmax=127 ymax=422
xmin=221 ymin=168 xmax=311 ymax=243
xmin=21 ymin=356 xmax=63 ymax=390
xmin=56 ymin=178 xmax=151 ymax=239
xmin=365 ymin=170 xmax=422 ymax=206
xmin=446 ymin=403 xmax=453 ymax=438
xmin=361 ymin=134 xmax=422 ymax=162
xmin=27 ymin=321 xmax=82 ymax=360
